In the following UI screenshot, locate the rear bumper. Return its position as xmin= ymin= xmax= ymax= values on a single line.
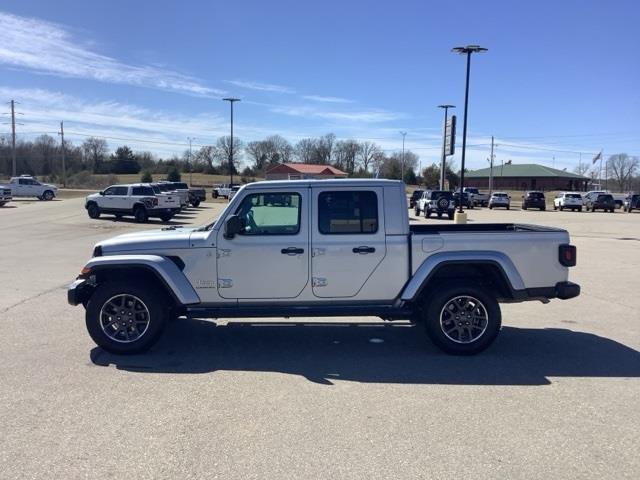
xmin=516 ymin=281 xmax=580 ymax=302
xmin=555 ymin=281 xmax=581 ymax=299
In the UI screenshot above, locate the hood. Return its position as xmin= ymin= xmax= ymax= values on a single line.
xmin=43 ymin=183 xmax=58 ymax=190
xmin=97 ymin=227 xmax=198 ymax=254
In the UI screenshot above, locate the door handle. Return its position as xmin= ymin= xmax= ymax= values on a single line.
xmin=281 ymin=247 xmax=304 ymax=255
xmin=353 ymin=246 xmax=375 ymax=254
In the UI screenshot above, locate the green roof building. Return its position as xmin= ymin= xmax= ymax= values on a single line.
xmin=465 ymin=163 xmax=589 ymax=191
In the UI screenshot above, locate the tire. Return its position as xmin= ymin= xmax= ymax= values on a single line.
xmin=133 ymin=206 xmax=148 ymax=223
xmin=425 ymin=209 xmax=432 ymax=218
xmin=87 ymin=203 xmax=100 ymax=219
xmin=610 ymin=208 xmax=614 ymax=213
xmin=160 ymin=213 xmax=173 ymax=223
xmin=522 ymin=205 xmax=527 ymax=210
xmin=553 ymin=205 xmax=557 ymax=210
xmin=42 ymin=190 xmax=54 ymax=201
xmin=489 ymin=205 xmax=493 ymax=209
xmin=559 ymin=206 xmax=564 ymax=211
xmin=414 ymin=206 xmax=420 ymax=216
xmin=448 ymin=212 xmax=454 ymax=220
xmin=420 ymin=283 xmax=502 ymax=355
xmin=191 ymin=199 xmax=201 ymax=208
xmin=85 ymin=282 xmax=168 ymax=354
xmin=437 ymin=212 xmax=442 ymax=218
xmin=506 ymin=205 xmax=510 ymax=210
xmin=541 ymin=207 xmax=546 ymax=211
xmin=212 ymin=190 xmax=219 ymax=199
xmin=579 ymin=207 xmax=582 ymax=212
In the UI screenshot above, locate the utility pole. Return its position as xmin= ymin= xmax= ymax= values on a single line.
xmin=11 ymin=100 xmax=16 ymax=177
xmin=223 ymin=98 xmax=240 ymax=186
xmin=187 ymin=137 xmax=196 ymax=186
xmin=58 ymin=121 xmax=66 ymax=187
xmin=489 ymin=135 xmax=495 ymax=196
xmin=438 ymin=105 xmax=455 ymax=190
xmin=400 ymin=131 xmax=407 ymax=183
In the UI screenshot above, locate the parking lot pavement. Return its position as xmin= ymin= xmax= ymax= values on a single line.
xmin=1 ymin=198 xmax=639 ymax=479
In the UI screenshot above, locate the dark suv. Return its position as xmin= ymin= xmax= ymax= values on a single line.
xmin=452 ymin=191 xmax=474 ymax=209
xmin=586 ymin=194 xmax=615 ymax=213
xmin=522 ymin=191 xmax=546 ymax=211
xmin=624 ymin=194 xmax=640 ymax=213
xmin=409 ymin=189 xmax=423 ymax=208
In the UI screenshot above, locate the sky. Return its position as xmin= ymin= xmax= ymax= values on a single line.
xmin=0 ymin=0 xmax=638 ymax=173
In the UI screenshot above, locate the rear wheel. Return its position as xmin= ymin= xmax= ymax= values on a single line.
xmin=160 ymin=213 xmax=173 ymax=223
xmin=579 ymin=207 xmax=583 ymax=212
xmin=420 ymin=283 xmax=501 ymax=355
xmin=87 ymin=203 xmax=100 ymax=219
xmin=190 ymin=199 xmax=201 ymax=208
xmin=425 ymin=209 xmax=432 ymax=218
xmin=134 ymin=206 xmax=148 ymax=223
xmin=85 ymin=282 xmax=168 ymax=354
xmin=414 ymin=206 xmax=420 ymax=216
xmin=212 ymin=190 xmax=219 ymax=199
xmin=448 ymin=212 xmax=455 ymax=220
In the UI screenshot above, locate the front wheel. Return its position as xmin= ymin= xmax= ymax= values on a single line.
xmin=87 ymin=203 xmax=100 ymax=219
xmin=420 ymin=284 xmax=501 ymax=355
xmin=191 ymin=199 xmax=201 ymax=208
xmin=85 ymin=282 xmax=168 ymax=354
xmin=42 ymin=190 xmax=55 ymax=201
xmin=425 ymin=209 xmax=431 ymax=218
xmin=160 ymin=213 xmax=173 ymax=223
xmin=414 ymin=206 xmax=420 ymax=216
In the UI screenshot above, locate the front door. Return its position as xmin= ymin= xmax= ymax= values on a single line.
xmin=216 ymin=189 xmax=309 ymax=299
xmin=311 ymin=187 xmax=386 ymax=298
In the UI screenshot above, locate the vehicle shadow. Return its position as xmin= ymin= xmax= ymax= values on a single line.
xmin=90 ymin=216 xmax=192 ymax=226
xmin=90 ymin=321 xmax=640 ymax=386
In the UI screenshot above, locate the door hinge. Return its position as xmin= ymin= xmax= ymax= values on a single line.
xmin=312 ymin=277 xmax=327 ymax=287
xmin=218 ymin=278 xmax=233 ymax=288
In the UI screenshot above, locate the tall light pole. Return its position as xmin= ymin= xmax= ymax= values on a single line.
xmin=452 ymin=44 xmax=488 ymax=215
xmin=187 ymin=136 xmax=196 ymax=186
xmin=222 ymin=97 xmax=240 ymax=186
xmin=437 ymin=104 xmax=455 ymax=190
xmin=400 ymin=131 xmax=407 ymax=183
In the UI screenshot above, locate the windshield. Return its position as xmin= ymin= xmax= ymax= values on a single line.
xmin=151 ymin=186 xmax=161 ymax=194
xmin=528 ymin=192 xmax=544 ymax=198
xmin=493 ymin=193 xmax=507 ymax=198
xmin=431 ymin=191 xmax=452 ymax=199
xmin=175 ymin=183 xmax=189 ymax=189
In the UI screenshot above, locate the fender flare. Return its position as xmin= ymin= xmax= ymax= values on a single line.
xmin=84 ymin=254 xmax=200 ymax=305
xmin=400 ymin=251 xmax=525 ymax=301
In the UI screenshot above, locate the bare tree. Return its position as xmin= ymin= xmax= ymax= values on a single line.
xmin=215 ymin=136 xmax=244 ymax=173
xmin=573 ymin=162 xmax=590 ymax=176
xmin=371 ymin=151 xmax=386 ymax=177
xmin=295 ymin=138 xmax=316 ymax=163
xmin=607 ymin=153 xmax=639 ymax=191
xmin=195 ymin=145 xmax=217 ymax=170
xmin=358 ymin=141 xmax=379 ymax=174
xmin=334 ymin=140 xmax=360 ymax=174
xmin=81 ymin=137 xmax=108 ymax=173
xmin=246 ymin=141 xmax=270 ymax=171
xmin=315 ymin=133 xmax=335 ymax=164
xmin=32 ymin=135 xmax=58 ymax=175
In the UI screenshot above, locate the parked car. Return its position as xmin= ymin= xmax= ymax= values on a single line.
xmin=488 ymin=192 xmax=510 ymax=210
xmin=553 ymin=192 xmax=583 ymax=212
xmin=187 ymin=185 xmax=206 ymax=207
xmin=585 ymin=193 xmax=616 ymax=213
xmin=0 ymin=186 xmax=12 ymax=206
xmin=452 ymin=191 xmax=474 ymax=209
xmin=212 ymin=184 xmax=239 ymax=199
xmin=0 ymin=175 xmax=58 ymax=200
xmin=68 ymin=179 xmax=580 ymax=356
xmin=85 ymin=184 xmax=178 ymax=223
xmin=415 ymin=190 xmax=455 ymax=219
xmin=463 ymin=187 xmax=489 ymax=207
xmin=623 ymin=194 xmax=640 ymax=212
xmin=522 ymin=191 xmax=546 ymax=210
xmin=228 ymin=185 xmax=241 ymax=201
xmin=409 ymin=189 xmax=424 ymax=208
xmin=584 ymin=190 xmax=625 ymax=209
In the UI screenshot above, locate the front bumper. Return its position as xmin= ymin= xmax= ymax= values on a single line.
xmin=68 ymin=279 xmax=92 ymax=306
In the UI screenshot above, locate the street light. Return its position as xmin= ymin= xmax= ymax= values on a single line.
xmin=452 ymin=44 xmax=487 ymax=215
xmin=400 ymin=131 xmax=407 ymax=182
xmin=437 ymin=104 xmax=455 ymax=190
xmin=222 ymin=97 xmax=241 ymax=186
xmin=187 ymin=137 xmax=196 ymax=186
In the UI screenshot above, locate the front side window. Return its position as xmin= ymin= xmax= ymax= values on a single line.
xmin=103 ymin=187 xmax=117 ymax=196
xmin=234 ymin=192 xmax=301 ymax=235
xmin=318 ymin=191 xmax=378 ymax=234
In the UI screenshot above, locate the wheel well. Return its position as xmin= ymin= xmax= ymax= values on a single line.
xmin=418 ymin=263 xmax=514 ymax=302
xmin=92 ymin=267 xmax=180 ymax=309
xmin=133 ymin=203 xmax=145 ymax=211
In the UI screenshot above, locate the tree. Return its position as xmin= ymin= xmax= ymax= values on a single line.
xmin=109 ymin=146 xmax=140 ymax=174
xmin=166 ymin=166 xmax=181 ymax=182
xmin=215 ymin=136 xmax=243 ymax=174
xmin=573 ymin=162 xmax=590 ymax=177
xmin=295 ymin=138 xmax=316 ymax=163
xmin=358 ymin=141 xmax=379 ymax=174
xmin=195 ymin=145 xmax=217 ymax=171
xmin=607 ymin=154 xmax=639 ymax=191
xmin=32 ymin=135 xmax=57 ymax=175
xmin=422 ymin=163 xmax=440 ymax=188
xmin=140 ymin=170 xmax=153 ymax=182
xmin=81 ymin=137 xmax=108 ymax=173
xmin=315 ymin=133 xmax=335 ymax=164
xmin=334 ymin=140 xmax=360 ymax=174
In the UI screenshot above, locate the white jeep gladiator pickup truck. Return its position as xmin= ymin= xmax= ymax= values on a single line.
xmin=85 ymin=184 xmax=179 ymax=223
xmin=68 ymin=179 xmax=580 ymax=355
xmin=0 ymin=175 xmax=58 ymax=200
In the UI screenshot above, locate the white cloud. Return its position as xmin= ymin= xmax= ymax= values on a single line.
xmin=302 ymin=95 xmax=353 ymax=104
xmin=224 ymin=80 xmax=295 ymax=94
xmin=0 ymin=12 xmax=224 ymax=97
xmin=272 ymin=105 xmax=405 ymax=123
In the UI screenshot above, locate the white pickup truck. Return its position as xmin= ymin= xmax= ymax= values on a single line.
xmin=68 ymin=179 xmax=580 ymax=356
xmin=0 ymin=175 xmax=58 ymax=200
xmin=85 ymin=184 xmax=180 ymax=223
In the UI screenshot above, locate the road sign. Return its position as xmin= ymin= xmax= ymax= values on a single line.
xmin=444 ymin=115 xmax=456 ymax=156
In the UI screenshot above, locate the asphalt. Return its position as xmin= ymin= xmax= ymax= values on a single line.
xmin=0 ymin=196 xmax=639 ymax=479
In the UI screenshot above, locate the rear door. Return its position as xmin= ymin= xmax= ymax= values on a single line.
xmin=311 ymin=187 xmax=386 ymax=298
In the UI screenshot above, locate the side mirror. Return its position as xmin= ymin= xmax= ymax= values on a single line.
xmin=224 ymin=214 xmax=243 ymax=239
xmin=99 ymin=191 xmax=105 ymax=196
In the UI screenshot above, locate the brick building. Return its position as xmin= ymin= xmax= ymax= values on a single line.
xmin=465 ymin=163 xmax=589 ymax=191
xmin=265 ymin=163 xmax=348 ymax=180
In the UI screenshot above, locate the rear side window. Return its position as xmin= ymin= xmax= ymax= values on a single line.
xmin=566 ymin=194 xmax=582 ymax=199
xmin=132 ymin=186 xmax=154 ymax=196
xmin=318 ymin=191 xmax=378 ymax=234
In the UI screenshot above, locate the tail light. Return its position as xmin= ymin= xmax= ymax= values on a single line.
xmin=559 ymin=244 xmax=577 ymax=267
